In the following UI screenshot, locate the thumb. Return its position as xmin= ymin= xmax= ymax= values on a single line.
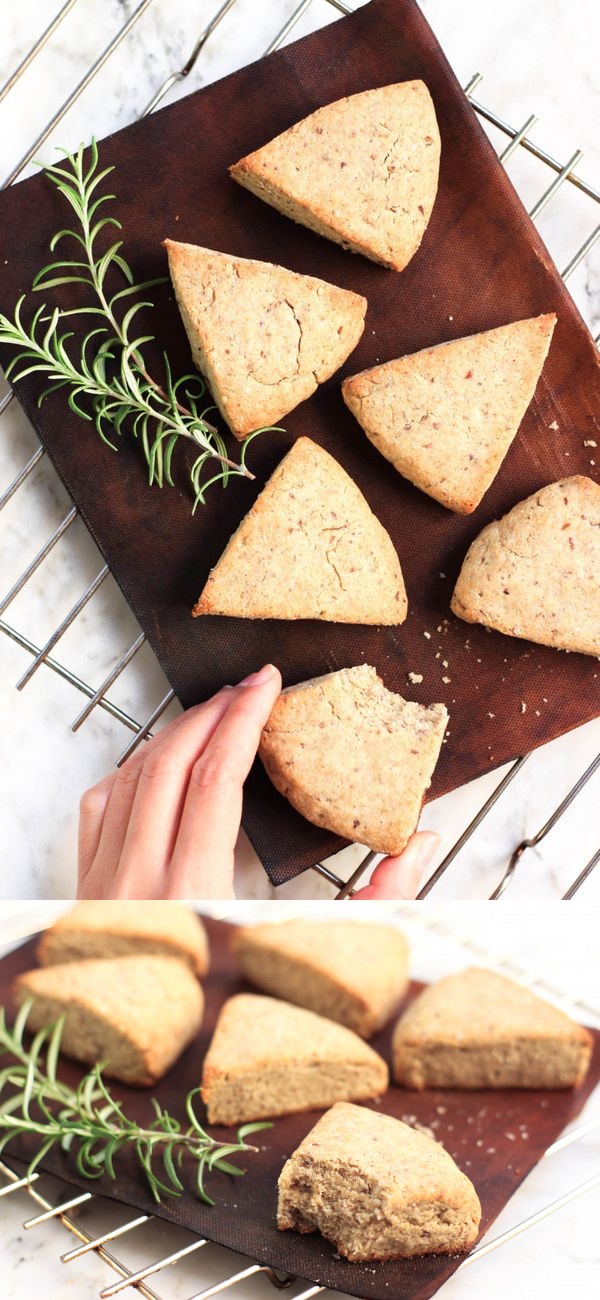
xmin=352 ymin=831 xmax=440 ymax=900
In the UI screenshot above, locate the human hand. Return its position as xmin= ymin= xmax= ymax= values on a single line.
xmin=352 ymin=831 xmax=440 ymax=900
xmin=77 ymin=664 xmax=282 ymax=900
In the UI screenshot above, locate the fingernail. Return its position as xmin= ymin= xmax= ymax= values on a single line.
xmin=238 ymin=664 xmax=277 ymax=688
xmin=409 ymin=831 xmax=441 ymax=866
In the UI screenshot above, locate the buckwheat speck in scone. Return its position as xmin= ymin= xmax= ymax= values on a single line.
xmin=277 ymin=1102 xmax=481 ymax=1260
xmin=258 ymin=665 xmax=447 ymax=853
xmin=233 ymin=919 xmax=409 ymax=1038
xmin=230 ymin=82 xmax=440 ymax=272
xmin=164 ymin=241 xmax=366 ymax=437
xmin=451 ymin=476 xmax=600 ymax=654
xmin=194 ymin=438 xmax=407 ymax=624
xmin=37 ymin=902 xmax=209 ymax=977
xmin=392 ymin=968 xmax=593 ymax=1090
xmin=342 ymin=314 xmax=556 ymax=513
xmin=14 ymin=956 xmax=204 ymax=1086
xmin=201 ymin=994 xmax=388 ymax=1125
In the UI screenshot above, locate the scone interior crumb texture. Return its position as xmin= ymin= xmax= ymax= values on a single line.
xmin=14 ymin=955 xmax=204 ymax=1087
xmin=37 ymin=900 xmax=209 ymax=977
xmin=392 ymin=968 xmax=593 ymax=1090
xmin=201 ymin=994 xmax=388 ymax=1125
xmin=451 ymin=476 xmax=600 ymax=656
xmin=277 ymin=1102 xmax=481 ymax=1261
xmin=233 ymin=918 xmax=410 ymax=1037
xmin=259 ymin=665 xmax=448 ymax=854
xmin=230 ymin=82 xmax=440 ymax=272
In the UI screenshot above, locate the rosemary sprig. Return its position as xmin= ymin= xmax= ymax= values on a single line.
xmin=0 ymin=141 xmax=275 ymax=509
xmin=0 ymin=1001 xmax=269 ymax=1205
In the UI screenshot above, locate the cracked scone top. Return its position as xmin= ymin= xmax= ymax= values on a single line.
xmin=451 ymin=476 xmax=600 ymax=654
xmin=277 ymin=1102 xmax=481 ymax=1261
xmin=259 ymin=664 xmax=448 ymax=853
xmin=230 ymin=82 xmax=440 ymax=272
xmin=194 ymin=438 xmax=407 ymax=624
xmin=164 ymin=240 xmax=366 ymax=437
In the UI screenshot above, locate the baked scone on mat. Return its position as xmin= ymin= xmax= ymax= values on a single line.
xmin=164 ymin=240 xmax=366 ymax=437
xmin=194 ymin=438 xmax=407 ymax=624
xmin=342 ymin=314 xmax=556 ymax=513
xmin=201 ymin=994 xmax=388 ymax=1125
xmin=451 ymin=476 xmax=600 ymax=654
xmin=37 ymin=902 xmax=209 ymax=977
xmin=277 ymin=1101 xmax=481 ymax=1260
xmin=233 ymin=918 xmax=409 ymax=1038
xmin=258 ymin=664 xmax=447 ymax=852
xmin=14 ymin=956 xmax=204 ymax=1086
xmin=392 ymin=968 xmax=593 ymax=1090
xmin=230 ymin=82 xmax=440 ymax=272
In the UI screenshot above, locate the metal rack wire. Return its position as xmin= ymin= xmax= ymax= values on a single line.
xmin=1 ymin=903 xmax=599 ymax=1298
xmin=0 ymin=0 xmax=599 ymax=900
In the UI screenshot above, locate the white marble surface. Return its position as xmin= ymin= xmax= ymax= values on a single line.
xmin=0 ymin=903 xmax=598 ymax=1298
xmin=0 ymin=0 xmax=599 ymax=900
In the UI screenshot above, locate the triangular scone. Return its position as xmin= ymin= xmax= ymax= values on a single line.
xmin=234 ymin=918 xmax=409 ymax=1038
xmin=278 ymin=1102 xmax=481 ymax=1260
xmin=14 ymin=956 xmax=204 ymax=1086
xmin=451 ymin=476 xmax=600 ymax=654
xmin=37 ymin=902 xmax=209 ymax=977
xmin=201 ymin=994 xmax=388 ymax=1125
xmin=392 ymin=968 xmax=593 ymax=1090
xmin=258 ymin=665 xmax=447 ymax=853
xmin=230 ymin=82 xmax=440 ymax=272
xmin=164 ymin=240 xmax=366 ymax=437
xmin=194 ymin=438 xmax=407 ymax=623
xmin=342 ymin=315 xmax=556 ymax=513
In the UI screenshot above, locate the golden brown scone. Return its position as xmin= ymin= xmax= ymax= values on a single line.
xmin=258 ymin=664 xmax=447 ymax=852
xmin=14 ymin=956 xmax=203 ymax=1087
xmin=277 ymin=1102 xmax=481 ymax=1260
xmin=38 ymin=902 xmax=209 ymax=978
xmin=451 ymin=476 xmax=600 ymax=654
xmin=392 ymin=968 xmax=594 ymax=1090
xmin=164 ymin=240 xmax=366 ymax=437
xmin=342 ymin=315 xmax=556 ymax=513
xmin=230 ymin=82 xmax=440 ymax=272
xmin=233 ymin=918 xmax=409 ymax=1038
xmin=201 ymin=994 xmax=388 ymax=1125
xmin=194 ymin=438 xmax=407 ymax=624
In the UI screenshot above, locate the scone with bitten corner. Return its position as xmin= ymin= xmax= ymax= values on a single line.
xmin=277 ymin=1102 xmax=481 ymax=1260
xmin=258 ymin=664 xmax=447 ymax=853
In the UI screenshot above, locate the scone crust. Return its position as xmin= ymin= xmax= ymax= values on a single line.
xmin=37 ymin=901 xmax=209 ymax=977
xmin=194 ymin=438 xmax=407 ymax=624
xmin=14 ymin=956 xmax=204 ymax=1086
xmin=233 ymin=918 xmax=410 ymax=1037
xmin=165 ymin=241 xmax=366 ymax=437
xmin=451 ymin=476 xmax=600 ymax=654
xmin=258 ymin=664 xmax=447 ymax=853
xmin=342 ymin=315 xmax=556 ymax=513
xmin=231 ymin=82 xmax=440 ymax=272
xmin=201 ymin=993 xmax=388 ymax=1124
xmin=392 ymin=967 xmax=594 ymax=1090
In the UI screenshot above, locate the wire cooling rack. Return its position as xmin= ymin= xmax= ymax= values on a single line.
xmin=0 ymin=0 xmax=599 ymax=900
xmin=0 ymin=903 xmax=599 ymax=1299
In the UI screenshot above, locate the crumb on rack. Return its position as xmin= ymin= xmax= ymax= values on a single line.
xmin=442 ymin=675 xmax=451 ymax=684
xmin=424 ymin=630 xmax=432 ymax=639
xmin=408 ymin=671 xmax=423 ymax=684
xmin=549 ymin=420 xmax=559 ymax=430
xmin=584 ymin=439 xmax=597 ymax=447
xmin=520 ymin=701 xmax=527 ymax=713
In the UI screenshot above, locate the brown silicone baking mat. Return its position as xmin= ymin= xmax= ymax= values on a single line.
xmin=0 ymin=0 xmax=599 ymax=884
xmin=1 ymin=916 xmax=599 ymax=1300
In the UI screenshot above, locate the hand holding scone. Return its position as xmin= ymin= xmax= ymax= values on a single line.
xmin=77 ymin=665 xmax=439 ymax=900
